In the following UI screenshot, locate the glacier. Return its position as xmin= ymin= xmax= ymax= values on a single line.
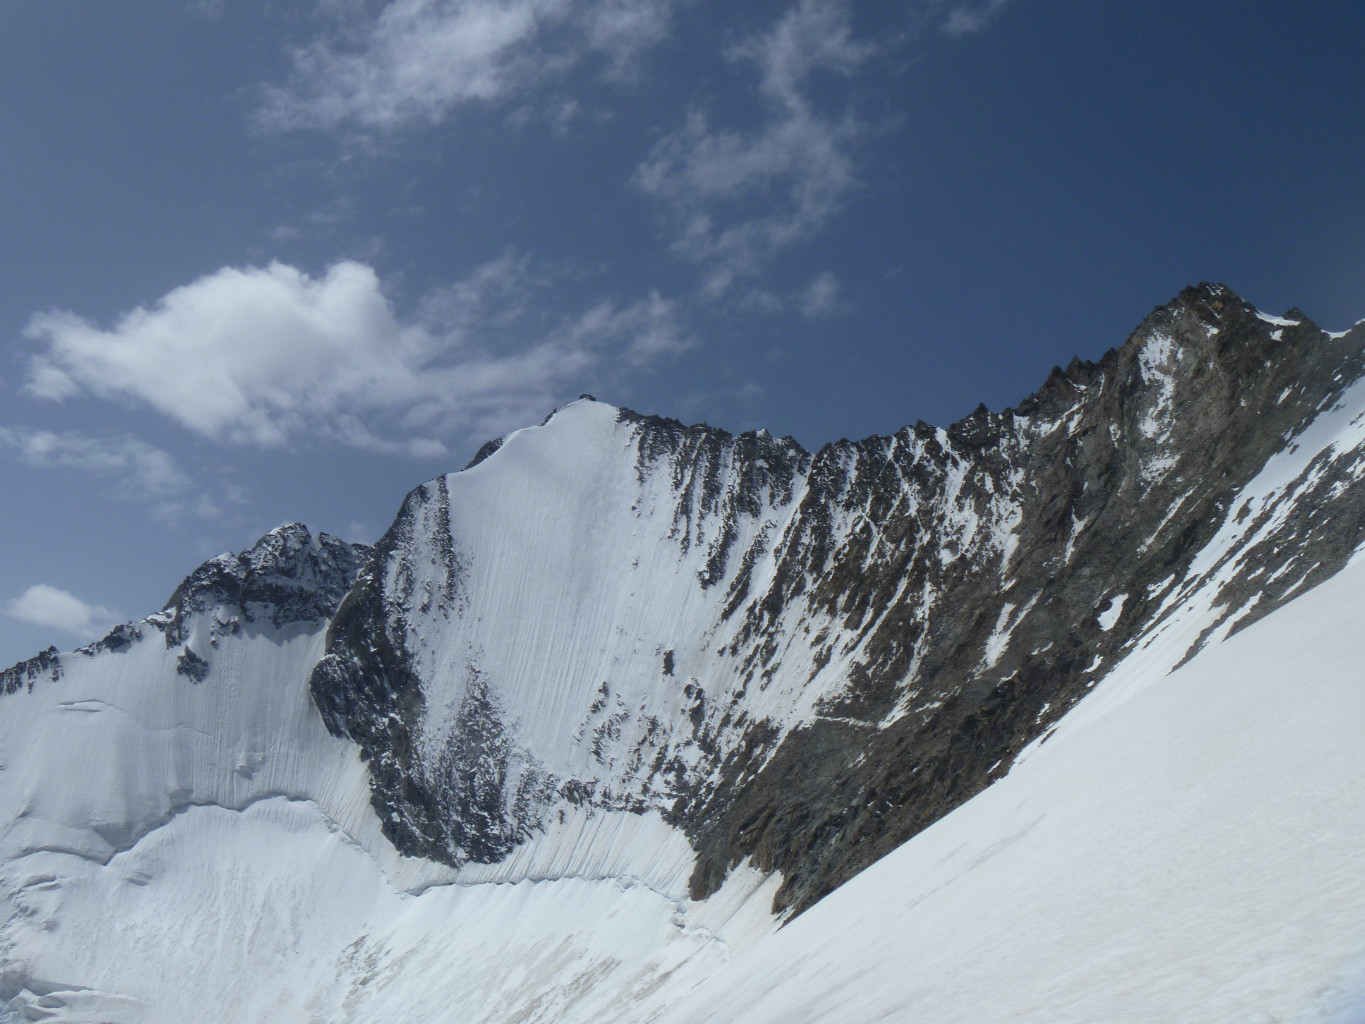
xmin=3 ymin=283 xmax=1365 ymax=1022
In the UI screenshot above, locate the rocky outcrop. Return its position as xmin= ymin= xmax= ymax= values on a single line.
xmin=0 ymin=646 xmax=62 ymax=695
xmin=162 ymin=523 xmax=372 ymax=644
xmin=2 ymin=524 xmax=372 ymax=693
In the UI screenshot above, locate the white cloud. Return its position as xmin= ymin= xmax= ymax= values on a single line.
xmin=6 ymin=584 xmax=121 ymax=641
xmin=258 ymin=0 xmax=674 ymax=132
xmin=564 ymin=290 xmax=695 ymax=364
xmin=343 ymin=520 xmax=375 ymax=543
xmin=25 ymin=261 xmax=423 ymax=449
xmin=24 ymin=258 xmax=691 ymax=454
xmin=796 ymin=271 xmax=843 ymax=317
xmin=634 ymin=0 xmax=874 ymax=295
xmin=0 ymin=428 xmax=192 ymax=502
xmin=582 ymin=0 xmax=672 ymax=81
xmin=941 ymin=0 xmax=1011 ymax=37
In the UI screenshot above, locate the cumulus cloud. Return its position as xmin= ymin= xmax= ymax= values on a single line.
xmin=258 ymin=0 xmax=674 ymax=132
xmin=634 ymin=0 xmax=874 ymax=296
xmin=5 ymin=585 xmax=121 ymax=641
xmin=23 ymin=257 xmax=691 ymax=454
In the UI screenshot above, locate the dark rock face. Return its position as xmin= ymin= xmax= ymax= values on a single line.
xmin=464 ymin=437 xmax=504 ymax=469
xmin=304 ymin=284 xmax=1365 ymax=912
xmin=77 ymin=623 xmax=143 ymax=657
xmin=684 ymin=285 xmax=1365 ymax=913
xmin=0 ymin=647 xmax=62 ymax=695
xmin=310 ymin=479 xmax=553 ymax=863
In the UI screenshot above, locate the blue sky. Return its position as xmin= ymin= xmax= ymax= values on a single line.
xmin=2 ymin=0 xmax=1365 ymax=666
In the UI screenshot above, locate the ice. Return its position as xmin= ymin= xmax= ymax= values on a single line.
xmin=1136 ymin=331 xmax=1177 ymax=441
xmin=1096 ymin=593 xmax=1126 ymax=630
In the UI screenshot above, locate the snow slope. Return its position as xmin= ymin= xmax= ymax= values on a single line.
xmin=4 ymin=520 xmax=1365 ymax=1022
xmin=650 ymin=549 xmax=1365 ymax=1024
xmin=0 ymin=524 xmax=774 ymax=1022
xmin=1 ymin=795 xmax=777 ymax=1024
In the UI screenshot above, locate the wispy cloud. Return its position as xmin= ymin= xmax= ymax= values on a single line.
xmin=185 ymin=0 xmax=225 ymax=19
xmin=564 ymin=290 xmax=695 ymax=364
xmin=634 ymin=0 xmax=875 ymax=297
xmin=0 ymin=427 xmax=229 ymax=524
xmin=5 ymin=584 xmax=121 ymax=641
xmin=796 ymin=271 xmax=843 ymax=318
xmin=23 ymin=257 xmax=692 ymax=454
xmin=0 ymin=428 xmax=192 ymax=502
xmin=581 ymin=0 xmax=673 ymax=81
xmin=257 ymin=0 xmax=675 ymax=133
xmin=940 ymin=0 xmax=1012 ymax=38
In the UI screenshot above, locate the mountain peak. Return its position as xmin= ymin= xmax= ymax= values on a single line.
xmin=163 ymin=523 xmax=372 ymax=634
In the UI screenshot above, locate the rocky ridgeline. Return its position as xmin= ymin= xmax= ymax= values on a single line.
xmin=0 ymin=646 xmax=62 ymax=696
xmin=686 ymin=284 xmax=1365 ymax=912
xmin=310 ymin=283 xmax=1365 ymax=915
xmin=163 ymin=523 xmax=372 ymax=640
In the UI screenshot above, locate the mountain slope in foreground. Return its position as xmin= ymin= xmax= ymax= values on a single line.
xmin=2 ymin=284 xmax=1365 ymax=1022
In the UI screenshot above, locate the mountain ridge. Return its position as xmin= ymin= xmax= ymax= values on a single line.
xmin=7 ymin=283 xmax=1362 ymax=919
xmin=5 ymin=283 xmax=1365 ymax=1022
xmin=2 ymin=524 xmax=371 ymax=697
xmin=298 ymin=281 xmax=1365 ymax=914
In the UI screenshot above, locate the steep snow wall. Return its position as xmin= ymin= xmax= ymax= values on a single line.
xmin=650 ymin=547 xmax=1365 ymax=1024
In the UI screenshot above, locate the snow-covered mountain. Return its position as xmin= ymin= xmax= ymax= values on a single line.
xmin=4 ymin=283 xmax=1365 ymax=1022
